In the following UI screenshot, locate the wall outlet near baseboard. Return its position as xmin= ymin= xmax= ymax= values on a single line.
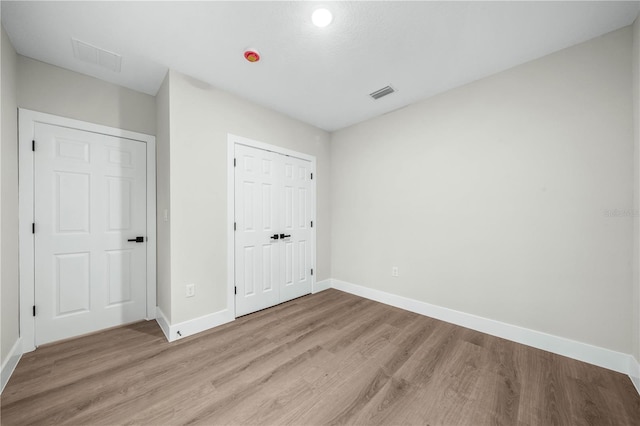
xmin=392 ymin=266 xmax=399 ymax=277
xmin=186 ymin=284 xmax=195 ymax=297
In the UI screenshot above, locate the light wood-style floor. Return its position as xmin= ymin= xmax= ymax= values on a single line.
xmin=1 ymin=289 xmax=639 ymax=425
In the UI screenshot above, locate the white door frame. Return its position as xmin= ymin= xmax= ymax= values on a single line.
xmin=18 ymin=109 xmax=157 ymax=352
xmin=227 ymin=134 xmax=317 ymax=318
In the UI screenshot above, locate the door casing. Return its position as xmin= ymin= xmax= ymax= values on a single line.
xmin=227 ymin=134 xmax=318 ymax=318
xmin=18 ymin=109 xmax=157 ymax=352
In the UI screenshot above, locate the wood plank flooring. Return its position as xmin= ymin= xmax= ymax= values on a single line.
xmin=1 ymin=289 xmax=639 ymax=425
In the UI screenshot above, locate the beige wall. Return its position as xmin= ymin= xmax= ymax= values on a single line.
xmin=165 ymin=70 xmax=331 ymax=324
xmin=0 ymin=51 xmax=156 ymax=363
xmin=331 ymin=27 xmax=633 ymax=353
xmin=1 ymin=25 xmax=19 ymax=366
xmin=156 ymin=72 xmax=171 ymax=321
xmin=17 ymin=56 xmax=156 ymax=136
xmin=633 ymin=17 xmax=640 ymax=363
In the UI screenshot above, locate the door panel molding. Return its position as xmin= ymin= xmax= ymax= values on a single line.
xmin=19 ymin=109 xmax=156 ymax=352
xmin=227 ymin=134 xmax=317 ymax=318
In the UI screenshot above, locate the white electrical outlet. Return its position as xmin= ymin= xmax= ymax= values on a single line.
xmin=163 ymin=209 xmax=169 ymax=222
xmin=392 ymin=266 xmax=399 ymax=277
xmin=186 ymin=283 xmax=195 ymax=297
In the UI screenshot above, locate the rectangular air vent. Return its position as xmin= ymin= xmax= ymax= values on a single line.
xmin=72 ymin=38 xmax=122 ymax=73
xmin=369 ymin=85 xmax=395 ymax=100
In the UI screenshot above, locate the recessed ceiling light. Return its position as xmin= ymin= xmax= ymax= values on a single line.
xmin=312 ymin=8 xmax=333 ymax=28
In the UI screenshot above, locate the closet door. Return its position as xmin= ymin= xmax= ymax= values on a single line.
xmin=279 ymin=155 xmax=313 ymax=302
xmin=234 ymin=143 xmax=314 ymax=317
xmin=234 ymin=144 xmax=281 ymax=316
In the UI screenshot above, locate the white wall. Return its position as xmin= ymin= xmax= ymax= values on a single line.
xmin=17 ymin=56 xmax=156 ymax=136
xmin=0 ymin=52 xmax=156 ymax=361
xmin=633 ymin=17 xmax=640 ymax=367
xmin=156 ymin=72 xmax=171 ymax=321
xmin=331 ymin=27 xmax=633 ymax=354
xmin=164 ymin=70 xmax=331 ymax=324
xmin=1 ymin=19 xmax=3 ymax=368
xmin=1 ymin=24 xmax=18 ymax=367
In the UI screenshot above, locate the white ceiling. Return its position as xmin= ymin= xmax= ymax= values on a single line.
xmin=2 ymin=1 xmax=639 ymax=131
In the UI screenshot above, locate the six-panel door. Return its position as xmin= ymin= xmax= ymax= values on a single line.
xmin=234 ymin=145 xmax=281 ymax=316
xmin=235 ymin=144 xmax=313 ymax=316
xmin=280 ymin=155 xmax=313 ymax=303
xmin=34 ymin=123 xmax=147 ymax=345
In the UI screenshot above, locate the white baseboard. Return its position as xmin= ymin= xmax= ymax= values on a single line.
xmin=155 ymin=307 xmax=172 ymax=342
xmin=313 ymin=279 xmax=332 ymax=294
xmin=330 ymin=279 xmax=635 ymax=380
xmin=630 ymin=356 xmax=640 ymax=395
xmin=156 ymin=307 xmax=234 ymax=342
xmin=1 ymin=338 xmax=22 ymax=394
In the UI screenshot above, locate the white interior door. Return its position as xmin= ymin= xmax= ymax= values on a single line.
xmin=280 ymin=155 xmax=313 ymax=302
xmin=34 ymin=123 xmax=147 ymax=345
xmin=235 ymin=143 xmax=314 ymax=316
xmin=234 ymin=144 xmax=281 ymax=316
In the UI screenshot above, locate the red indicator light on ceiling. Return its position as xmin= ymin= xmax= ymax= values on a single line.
xmin=244 ymin=50 xmax=260 ymax=63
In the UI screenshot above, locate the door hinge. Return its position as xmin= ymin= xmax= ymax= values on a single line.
xmin=310 ymin=172 xmax=313 ymax=180
xmin=32 ymin=140 xmax=35 ymax=151
xmin=234 ymin=222 xmax=236 ymax=231
xmin=33 ymin=305 xmax=36 ymax=317
xmin=311 ymin=220 xmax=313 ymax=228
xmin=32 ymin=223 xmax=35 ymax=234
xmin=234 ymin=286 xmax=237 ymax=295
xmin=234 ymin=158 xmax=236 ymax=167
xmin=311 ymin=268 xmax=314 ymax=276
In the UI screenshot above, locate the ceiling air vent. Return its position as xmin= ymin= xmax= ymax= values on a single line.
xmin=72 ymin=38 xmax=122 ymax=73
xmin=369 ymin=85 xmax=395 ymax=100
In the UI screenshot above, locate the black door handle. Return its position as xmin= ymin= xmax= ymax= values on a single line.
xmin=127 ymin=236 xmax=145 ymax=243
xmin=270 ymin=234 xmax=279 ymax=240
xmin=279 ymin=234 xmax=291 ymax=239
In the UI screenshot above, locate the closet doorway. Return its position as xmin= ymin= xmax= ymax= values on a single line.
xmin=230 ymin=135 xmax=316 ymax=316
